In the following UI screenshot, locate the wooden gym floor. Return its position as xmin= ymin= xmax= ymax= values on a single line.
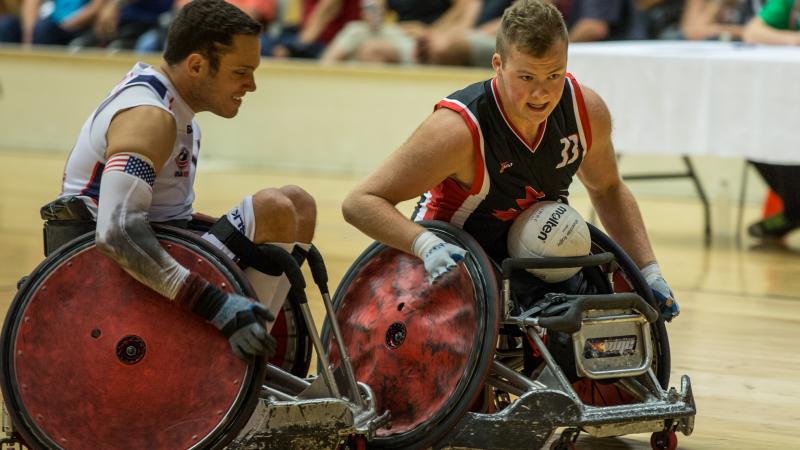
xmin=0 ymin=149 xmax=797 ymax=449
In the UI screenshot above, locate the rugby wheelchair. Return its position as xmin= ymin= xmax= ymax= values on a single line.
xmin=0 ymin=197 xmax=389 ymax=449
xmin=322 ymin=220 xmax=696 ymax=450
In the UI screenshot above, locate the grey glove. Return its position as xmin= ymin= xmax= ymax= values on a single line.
xmin=412 ymin=230 xmax=467 ymax=283
xmin=211 ymin=294 xmax=277 ymax=359
xmin=177 ymin=273 xmax=277 ymax=359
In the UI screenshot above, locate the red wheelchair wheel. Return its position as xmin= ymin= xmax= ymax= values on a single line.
xmin=0 ymin=227 xmax=265 ymax=450
xmin=268 ymin=300 xmax=312 ymax=378
xmin=324 ymin=221 xmax=500 ymax=449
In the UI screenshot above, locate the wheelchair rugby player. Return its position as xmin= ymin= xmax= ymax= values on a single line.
xmin=336 ymin=1 xmax=694 ymax=448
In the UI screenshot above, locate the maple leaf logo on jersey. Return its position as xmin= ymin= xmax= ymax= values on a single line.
xmin=492 ymin=185 xmax=545 ymax=221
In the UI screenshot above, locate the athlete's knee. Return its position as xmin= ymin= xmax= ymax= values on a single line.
xmin=279 ymin=185 xmax=316 ymax=242
xmin=280 ymin=185 xmax=316 ymax=217
xmin=252 ymin=188 xmax=297 ymax=243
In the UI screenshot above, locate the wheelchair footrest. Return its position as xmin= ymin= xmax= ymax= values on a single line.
xmin=578 ymin=375 xmax=696 ymax=438
xmin=436 ymin=389 xmax=579 ymax=450
xmin=231 ymin=398 xmax=357 ymax=449
xmin=436 ymin=375 xmax=695 ymax=450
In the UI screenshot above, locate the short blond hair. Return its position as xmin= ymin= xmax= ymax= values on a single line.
xmin=496 ymin=0 xmax=568 ymax=62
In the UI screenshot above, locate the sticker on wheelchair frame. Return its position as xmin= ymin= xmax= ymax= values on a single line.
xmin=583 ymin=335 xmax=637 ymax=359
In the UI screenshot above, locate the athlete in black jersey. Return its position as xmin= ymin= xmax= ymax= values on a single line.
xmin=343 ymin=0 xmax=679 ymax=321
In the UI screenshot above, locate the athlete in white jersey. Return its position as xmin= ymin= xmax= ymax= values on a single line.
xmin=53 ymin=0 xmax=318 ymax=360
xmin=62 ymin=62 xmax=199 ymax=223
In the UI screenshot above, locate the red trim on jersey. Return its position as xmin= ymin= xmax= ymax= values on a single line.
xmin=422 ymin=179 xmax=471 ymax=222
xmin=418 ymin=99 xmax=487 ymax=222
xmin=78 ymin=161 xmax=103 ymax=200
xmin=435 ymin=99 xmax=485 ymax=196
xmin=491 ymin=78 xmax=547 ymax=154
xmin=566 ymin=73 xmax=592 ymax=152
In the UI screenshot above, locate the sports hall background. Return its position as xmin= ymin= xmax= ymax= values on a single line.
xmin=0 ymin=46 xmax=798 ymax=448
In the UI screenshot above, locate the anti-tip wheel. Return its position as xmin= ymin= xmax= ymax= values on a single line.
xmin=650 ymin=430 xmax=678 ymax=450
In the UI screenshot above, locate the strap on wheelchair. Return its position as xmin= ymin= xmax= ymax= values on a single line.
xmin=40 ymin=196 xmax=96 ymax=257
xmin=207 ymin=217 xmax=286 ymax=276
xmin=205 ymin=217 xmax=309 ymax=304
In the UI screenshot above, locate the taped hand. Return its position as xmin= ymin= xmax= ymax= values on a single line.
xmin=412 ymin=230 xmax=467 ymax=283
xmin=641 ymin=262 xmax=680 ymax=322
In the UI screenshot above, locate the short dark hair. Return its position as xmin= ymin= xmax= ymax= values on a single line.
xmin=496 ymin=0 xmax=568 ymax=62
xmin=163 ymin=0 xmax=262 ymax=72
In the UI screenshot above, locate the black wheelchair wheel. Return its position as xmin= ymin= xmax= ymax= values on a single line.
xmin=323 ymin=221 xmax=500 ymax=450
xmin=0 ymin=225 xmax=265 ymax=450
xmin=587 ymin=223 xmax=671 ymax=388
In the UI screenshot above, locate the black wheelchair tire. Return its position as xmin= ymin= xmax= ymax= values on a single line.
xmin=588 ymin=223 xmax=671 ymax=388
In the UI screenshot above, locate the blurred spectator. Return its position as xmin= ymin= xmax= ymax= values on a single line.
xmin=0 ymin=0 xmax=105 ymax=45
xmin=680 ymin=0 xmax=761 ymax=40
xmin=743 ymin=0 xmax=800 ymax=43
xmin=745 ymin=163 xmax=800 ymax=240
xmin=740 ymin=0 xmax=800 ymax=240
xmin=412 ymin=0 xmax=511 ymax=67
xmin=133 ymin=0 xmax=274 ymax=54
xmin=229 ymin=0 xmax=275 ymax=23
xmin=132 ymin=0 xmax=187 ymax=52
xmin=637 ymin=0 xmax=683 ymax=39
xmin=321 ymin=0 xmax=480 ymax=64
xmin=262 ymin=0 xmax=361 ymax=59
xmin=400 ymin=0 xmax=646 ymax=68
xmin=69 ymin=0 xmax=172 ymax=50
xmin=554 ymin=0 xmax=647 ymax=42
xmin=0 ymin=0 xmax=21 ymax=42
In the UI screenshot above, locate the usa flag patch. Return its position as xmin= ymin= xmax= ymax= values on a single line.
xmin=104 ymin=154 xmax=156 ymax=187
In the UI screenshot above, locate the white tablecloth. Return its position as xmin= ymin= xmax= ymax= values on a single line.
xmin=567 ymin=41 xmax=800 ymax=165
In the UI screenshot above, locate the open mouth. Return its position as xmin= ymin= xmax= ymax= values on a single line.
xmin=527 ymin=102 xmax=547 ymax=111
xmin=233 ymin=95 xmax=243 ymax=105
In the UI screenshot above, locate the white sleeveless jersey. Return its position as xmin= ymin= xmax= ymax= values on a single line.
xmin=61 ymin=62 xmax=200 ymax=222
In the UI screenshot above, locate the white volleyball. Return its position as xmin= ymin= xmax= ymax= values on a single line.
xmin=507 ymin=201 xmax=591 ymax=283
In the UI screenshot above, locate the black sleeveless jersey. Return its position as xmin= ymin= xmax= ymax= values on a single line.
xmin=412 ymin=75 xmax=592 ymax=262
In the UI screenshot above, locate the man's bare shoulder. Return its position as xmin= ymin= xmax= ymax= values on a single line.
xmin=576 ymin=84 xmax=612 ymax=151
xmin=111 ymin=105 xmax=175 ymax=132
xmin=394 ymin=107 xmax=475 ymax=165
xmin=106 ymin=106 xmax=177 ymax=168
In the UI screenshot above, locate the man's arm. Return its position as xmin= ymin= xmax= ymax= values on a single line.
xmin=20 ymin=0 xmax=40 ymax=44
xmin=298 ymin=0 xmax=344 ymax=44
xmin=342 ymin=108 xmax=474 ymax=278
xmin=60 ymin=0 xmax=106 ymax=33
xmin=431 ymin=0 xmax=481 ymax=32
xmin=569 ymin=19 xmax=610 ymax=42
xmin=95 ymin=106 xmax=182 ymax=296
xmin=577 ymin=86 xmax=679 ymax=321
xmin=680 ymin=0 xmax=743 ymax=41
xmin=743 ymin=16 xmax=800 ymax=45
xmin=95 ymin=105 xmax=276 ymax=357
xmin=575 ymin=87 xmax=654 ymax=268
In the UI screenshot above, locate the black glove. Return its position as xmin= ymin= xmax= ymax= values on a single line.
xmin=178 ymin=273 xmax=277 ymax=359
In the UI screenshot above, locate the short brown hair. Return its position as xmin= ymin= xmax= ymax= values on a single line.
xmin=164 ymin=0 xmax=262 ymax=73
xmin=496 ymin=0 xmax=568 ymax=62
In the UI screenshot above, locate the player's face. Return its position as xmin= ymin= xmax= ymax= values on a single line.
xmin=492 ymin=40 xmax=567 ymax=127
xmin=202 ymin=34 xmax=261 ymax=118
